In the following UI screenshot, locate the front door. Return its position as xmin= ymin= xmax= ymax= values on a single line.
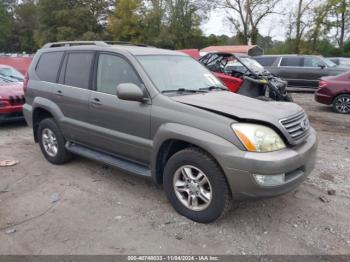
xmin=299 ymin=57 xmax=327 ymax=88
xmin=87 ymin=53 xmax=152 ymax=164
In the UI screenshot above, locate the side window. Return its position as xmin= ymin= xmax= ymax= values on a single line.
xmin=255 ymin=57 xmax=276 ymax=66
xmin=96 ymin=54 xmax=141 ymax=95
xmin=280 ymin=57 xmax=303 ymax=67
xmin=36 ymin=52 xmax=64 ymax=82
xmin=64 ymin=52 xmax=94 ymax=89
xmin=304 ymin=57 xmax=326 ymax=67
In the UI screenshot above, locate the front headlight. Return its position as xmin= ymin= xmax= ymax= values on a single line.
xmin=232 ymin=123 xmax=286 ymax=152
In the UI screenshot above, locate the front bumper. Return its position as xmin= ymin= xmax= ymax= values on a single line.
xmin=221 ymin=128 xmax=318 ymax=199
xmin=0 ymin=105 xmax=24 ymax=123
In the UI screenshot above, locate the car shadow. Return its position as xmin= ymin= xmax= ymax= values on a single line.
xmin=0 ymin=120 xmax=28 ymax=129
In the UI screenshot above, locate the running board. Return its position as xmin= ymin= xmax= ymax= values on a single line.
xmin=65 ymin=142 xmax=151 ymax=177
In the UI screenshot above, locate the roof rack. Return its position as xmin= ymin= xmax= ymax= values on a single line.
xmin=103 ymin=41 xmax=150 ymax=47
xmin=43 ymin=41 xmax=109 ymax=48
xmin=43 ymin=41 xmax=152 ymax=48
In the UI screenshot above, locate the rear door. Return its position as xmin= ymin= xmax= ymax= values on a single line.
xmin=52 ymin=51 xmax=95 ymax=143
xmin=277 ymin=57 xmax=304 ymax=87
xmin=86 ymin=52 xmax=152 ymax=164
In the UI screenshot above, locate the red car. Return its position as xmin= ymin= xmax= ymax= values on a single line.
xmin=0 ymin=65 xmax=25 ymax=123
xmin=315 ymin=71 xmax=350 ymax=114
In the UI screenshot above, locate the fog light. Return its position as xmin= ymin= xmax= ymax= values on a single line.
xmin=253 ymin=174 xmax=285 ymax=186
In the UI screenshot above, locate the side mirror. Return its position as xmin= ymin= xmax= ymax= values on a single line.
xmin=318 ymin=64 xmax=326 ymax=69
xmin=116 ymin=83 xmax=145 ymax=102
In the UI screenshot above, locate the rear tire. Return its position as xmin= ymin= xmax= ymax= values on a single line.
xmin=332 ymin=94 xmax=350 ymax=114
xmin=163 ymin=147 xmax=231 ymax=223
xmin=38 ymin=118 xmax=73 ymax=164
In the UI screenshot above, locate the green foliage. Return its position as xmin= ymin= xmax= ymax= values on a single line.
xmin=108 ymin=0 xmax=145 ymax=43
xmin=13 ymin=0 xmax=39 ymax=53
xmin=0 ymin=0 xmax=15 ymax=52
xmin=35 ymin=0 xmax=109 ymax=46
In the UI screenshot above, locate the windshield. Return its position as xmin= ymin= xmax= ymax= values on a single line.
xmin=225 ymin=57 xmax=265 ymax=74
xmin=0 ymin=67 xmax=24 ymax=82
xmin=240 ymin=57 xmax=265 ymax=72
xmin=136 ymin=55 xmax=225 ymax=93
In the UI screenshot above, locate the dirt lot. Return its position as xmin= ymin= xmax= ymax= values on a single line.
xmin=0 ymin=93 xmax=349 ymax=255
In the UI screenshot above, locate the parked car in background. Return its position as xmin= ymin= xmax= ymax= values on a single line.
xmin=328 ymin=57 xmax=350 ymax=68
xmin=0 ymin=64 xmax=24 ymax=82
xmin=315 ymin=71 xmax=350 ymax=114
xmin=0 ymin=65 xmax=25 ymax=123
xmin=254 ymin=55 xmax=348 ymax=89
xmin=23 ymin=41 xmax=317 ymax=223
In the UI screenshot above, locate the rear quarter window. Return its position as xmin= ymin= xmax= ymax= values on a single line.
xmin=36 ymin=52 xmax=64 ymax=82
xmin=254 ymin=57 xmax=276 ymax=66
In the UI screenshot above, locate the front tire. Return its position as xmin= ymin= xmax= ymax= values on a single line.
xmin=38 ymin=118 xmax=72 ymax=164
xmin=163 ymin=148 xmax=231 ymax=223
xmin=333 ymin=94 xmax=350 ymax=114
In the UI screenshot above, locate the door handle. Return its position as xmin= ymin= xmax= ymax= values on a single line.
xmin=55 ymin=90 xmax=63 ymax=96
xmin=91 ymin=97 xmax=102 ymax=106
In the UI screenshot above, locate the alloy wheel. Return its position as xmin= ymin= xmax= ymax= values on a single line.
xmin=173 ymin=165 xmax=212 ymax=211
xmin=42 ymin=128 xmax=58 ymax=157
xmin=335 ymin=96 xmax=350 ymax=113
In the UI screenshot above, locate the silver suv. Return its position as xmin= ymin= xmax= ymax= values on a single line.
xmin=23 ymin=41 xmax=317 ymax=223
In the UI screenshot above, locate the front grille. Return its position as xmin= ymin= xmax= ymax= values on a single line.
xmin=280 ymin=111 xmax=310 ymax=143
xmin=8 ymin=95 xmax=25 ymax=105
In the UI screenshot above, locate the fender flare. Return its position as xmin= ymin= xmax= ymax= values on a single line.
xmin=151 ymin=123 xmax=237 ymax=183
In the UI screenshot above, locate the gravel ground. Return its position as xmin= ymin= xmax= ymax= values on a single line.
xmin=0 ymin=93 xmax=349 ymax=255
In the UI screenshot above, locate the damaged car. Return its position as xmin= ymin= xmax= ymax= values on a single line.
xmin=199 ymin=52 xmax=293 ymax=102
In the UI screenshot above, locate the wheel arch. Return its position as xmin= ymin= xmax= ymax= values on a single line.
xmin=32 ymin=97 xmax=64 ymax=142
xmin=332 ymin=92 xmax=350 ymax=104
xmin=151 ymin=123 xmax=236 ymax=186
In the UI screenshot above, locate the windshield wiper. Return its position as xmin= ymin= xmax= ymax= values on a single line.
xmin=161 ymin=88 xmax=208 ymax=94
xmin=200 ymin=86 xmax=228 ymax=91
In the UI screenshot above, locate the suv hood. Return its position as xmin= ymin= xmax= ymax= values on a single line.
xmin=171 ymin=91 xmax=304 ymax=144
xmin=172 ymin=91 xmax=302 ymax=121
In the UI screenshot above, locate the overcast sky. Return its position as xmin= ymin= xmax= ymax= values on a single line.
xmin=201 ymin=0 xmax=296 ymax=41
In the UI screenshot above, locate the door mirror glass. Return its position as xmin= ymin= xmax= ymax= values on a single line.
xmin=116 ymin=83 xmax=145 ymax=102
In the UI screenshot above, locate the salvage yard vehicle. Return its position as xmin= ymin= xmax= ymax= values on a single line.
xmin=254 ymin=55 xmax=348 ymax=90
xmin=0 ymin=65 xmax=25 ymax=123
xmin=328 ymin=57 xmax=350 ymax=68
xmin=23 ymin=41 xmax=317 ymax=223
xmin=198 ymin=52 xmax=292 ymax=102
xmin=315 ymin=71 xmax=350 ymax=114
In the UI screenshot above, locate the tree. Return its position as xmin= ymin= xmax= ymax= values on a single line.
xmin=142 ymin=0 xmax=168 ymax=46
xmin=35 ymin=0 xmax=112 ymax=46
xmin=294 ymin=0 xmax=315 ymax=53
xmin=217 ymin=0 xmax=281 ymax=45
xmin=13 ymin=0 xmax=39 ymax=52
xmin=107 ymin=0 xmax=145 ymax=43
xmin=330 ymin=0 xmax=350 ymax=49
xmin=165 ymin=0 xmax=207 ymax=49
xmin=0 ymin=0 xmax=15 ymax=52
